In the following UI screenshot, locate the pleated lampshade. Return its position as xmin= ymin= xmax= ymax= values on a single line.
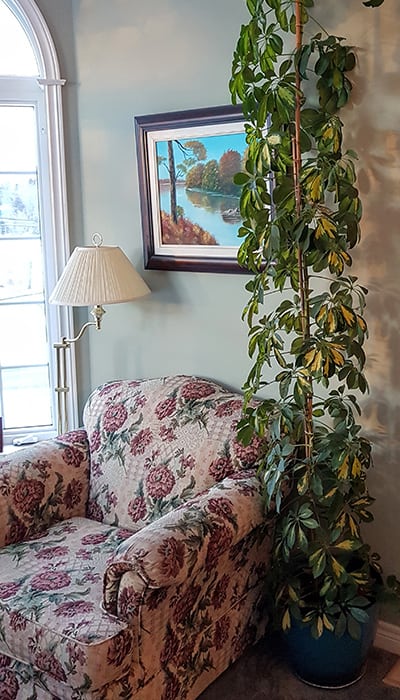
xmin=49 ymin=241 xmax=150 ymax=306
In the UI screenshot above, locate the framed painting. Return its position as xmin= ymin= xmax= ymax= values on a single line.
xmin=134 ymin=105 xmax=248 ymax=273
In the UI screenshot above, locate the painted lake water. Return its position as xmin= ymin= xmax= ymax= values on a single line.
xmin=159 ymin=182 xmax=241 ymax=247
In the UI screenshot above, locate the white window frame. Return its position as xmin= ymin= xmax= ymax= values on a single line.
xmin=0 ymin=0 xmax=77 ymax=443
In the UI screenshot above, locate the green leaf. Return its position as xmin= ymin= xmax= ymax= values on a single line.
xmin=333 ymin=67 xmax=344 ymax=90
xmin=347 ymin=616 xmax=361 ymax=640
xmin=276 ymin=8 xmax=289 ymax=32
xmin=279 ymin=58 xmax=293 ymax=77
xmin=363 ymin=0 xmax=384 ymax=6
xmin=335 ymin=612 xmax=347 ymax=638
xmin=234 ymin=172 xmax=250 ymax=185
xmin=302 ymin=518 xmax=319 ymax=530
xmin=297 ymin=44 xmax=312 ymax=80
xmin=345 ymin=52 xmax=356 ymax=71
xmin=246 ymin=0 xmax=257 ymax=12
xmin=315 ymin=53 xmax=330 ymax=76
xmin=270 ymin=33 xmax=283 ymax=55
xmin=350 ymin=607 xmax=370 ymax=623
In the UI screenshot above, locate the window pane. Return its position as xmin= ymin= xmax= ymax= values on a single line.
xmin=0 ymin=1 xmax=72 ymax=438
xmin=0 ymin=238 xmax=43 ymax=302
xmin=0 ymin=105 xmax=37 ymax=171
xmin=0 ymin=103 xmax=53 ymax=433
xmin=0 ymin=303 xmax=48 ymax=365
xmin=0 ymin=2 xmax=38 ymax=76
xmin=1 ymin=366 xmax=52 ymax=429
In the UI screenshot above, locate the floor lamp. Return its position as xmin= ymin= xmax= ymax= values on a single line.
xmin=49 ymin=233 xmax=150 ymax=435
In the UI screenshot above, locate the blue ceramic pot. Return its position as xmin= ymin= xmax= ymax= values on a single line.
xmin=283 ymin=604 xmax=379 ymax=688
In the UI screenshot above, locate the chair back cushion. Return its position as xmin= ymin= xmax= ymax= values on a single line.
xmin=83 ymin=375 xmax=262 ymax=530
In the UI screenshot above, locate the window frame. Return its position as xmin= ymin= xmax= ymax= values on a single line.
xmin=0 ymin=0 xmax=77 ymax=443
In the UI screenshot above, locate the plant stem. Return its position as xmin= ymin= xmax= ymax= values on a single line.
xmin=293 ymin=0 xmax=314 ymax=461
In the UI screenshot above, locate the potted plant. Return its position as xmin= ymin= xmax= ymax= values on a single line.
xmin=229 ymin=0 xmax=395 ymax=687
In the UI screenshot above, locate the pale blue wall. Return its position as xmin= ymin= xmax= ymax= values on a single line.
xmin=71 ymin=0 xmax=253 ymax=399
xmin=35 ymin=0 xmax=400 ymax=618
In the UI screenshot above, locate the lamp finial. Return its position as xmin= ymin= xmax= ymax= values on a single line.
xmin=92 ymin=232 xmax=103 ymax=247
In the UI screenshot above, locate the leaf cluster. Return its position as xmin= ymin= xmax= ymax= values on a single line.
xmin=230 ymin=0 xmax=394 ymax=639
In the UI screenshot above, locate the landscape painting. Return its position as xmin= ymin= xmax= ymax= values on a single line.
xmin=135 ymin=105 xmax=247 ymax=273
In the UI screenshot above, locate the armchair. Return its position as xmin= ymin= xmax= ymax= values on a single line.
xmin=0 ymin=375 xmax=274 ymax=699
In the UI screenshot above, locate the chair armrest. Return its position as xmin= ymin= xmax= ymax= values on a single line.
xmin=0 ymin=430 xmax=90 ymax=547
xmin=103 ymin=469 xmax=272 ymax=616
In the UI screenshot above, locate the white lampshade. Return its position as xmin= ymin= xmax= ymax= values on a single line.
xmin=50 ymin=240 xmax=150 ymax=306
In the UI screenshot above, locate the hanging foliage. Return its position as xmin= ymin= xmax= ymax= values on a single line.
xmin=229 ymin=0 xmax=395 ymax=639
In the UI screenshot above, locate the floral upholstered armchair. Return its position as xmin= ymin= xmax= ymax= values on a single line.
xmin=0 ymin=375 xmax=274 ymax=700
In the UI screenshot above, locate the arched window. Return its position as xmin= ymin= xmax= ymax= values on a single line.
xmin=0 ymin=0 xmax=76 ymax=444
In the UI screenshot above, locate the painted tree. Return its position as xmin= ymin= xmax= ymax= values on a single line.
xmin=219 ymin=149 xmax=242 ymax=195
xmin=158 ymin=140 xmax=207 ymax=222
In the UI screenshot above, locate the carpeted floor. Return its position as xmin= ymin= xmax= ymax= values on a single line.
xmin=199 ymin=635 xmax=400 ymax=699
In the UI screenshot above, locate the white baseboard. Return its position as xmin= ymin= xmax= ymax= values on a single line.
xmin=375 ymin=620 xmax=400 ymax=655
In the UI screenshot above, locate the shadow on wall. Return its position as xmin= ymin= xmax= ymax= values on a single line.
xmin=341 ymin=2 xmax=400 ymax=569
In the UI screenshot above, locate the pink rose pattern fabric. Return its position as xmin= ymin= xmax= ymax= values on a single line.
xmin=103 ymin=471 xmax=269 ymax=603
xmin=83 ymin=376 xmax=264 ymax=531
xmin=0 ymin=430 xmax=90 ymax=548
xmin=0 ymin=518 xmax=136 ymax=694
xmin=0 ymin=376 xmax=272 ymax=699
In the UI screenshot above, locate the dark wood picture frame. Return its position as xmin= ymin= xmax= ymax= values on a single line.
xmin=134 ymin=105 xmax=248 ymax=273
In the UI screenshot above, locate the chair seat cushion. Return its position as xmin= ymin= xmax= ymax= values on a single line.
xmin=0 ymin=517 xmax=135 ymax=692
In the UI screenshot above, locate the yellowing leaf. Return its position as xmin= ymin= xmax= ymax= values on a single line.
xmin=351 ymin=571 xmax=369 ymax=585
xmin=338 ymin=456 xmax=349 ymax=480
xmin=341 ymin=251 xmax=352 ymax=265
xmin=357 ymin=315 xmax=367 ymax=332
xmin=310 ymin=350 xmax=323 ymax=372
xmin=320 ymin=216 xmax=336 ymax=238
xmin=331 ymin=556 xmax=346 ymax=579
xmin=297 ymin=473 xmax=309 ymax=495
xmin=351 ymin=497 xmax=370 ymax=507
xmin=348 ymin=515 xmax=359 ymax=537
xmin=327 ymin=309 xmax=336 ymax=333
xmin=335 ymin=539 xmax=356 ymax=551
xmin=351 ymin=456 xmax=362 ymax=477
xmin=282 ymin=608 xmax=291 ymax=631
xmin=323 ymin=125 xmax=334 ymax=140
xmin=304 ymin=348 xmax=316 ymax=366
xmin=297 ymin=372 xmax=312 ymax=389
xmin=337 ymin=512 xmax=359 ymax=538
xmin=310 ymin=547 xmax=324 ymax=564
xmin=328 ymin=251 xmax=340 ymax=268
xmin=316 ymin=305 xmax=327 ymax=325
xmin=340 ymin=305 xmax=356 ymax=326
xmin=310 ymin=174 xmax=322 ymax=201
xmin=288 ymin=585 xmax=299 ymax=602
xmin=333 ymin=131 xmax=340 ymax=153
xmin=330 ymin=347 xmax=345 ymax=366
xmin=323 ymin=614 xmax=334 ymax=632
xmin=317 ymin=616 xmax=324 ymax=637
xmin=324 ymin=486 xmax=338 ymax=500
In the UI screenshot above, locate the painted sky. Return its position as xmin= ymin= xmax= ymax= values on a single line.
xmin=156 ymin=131 xmax=247 ymax=178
